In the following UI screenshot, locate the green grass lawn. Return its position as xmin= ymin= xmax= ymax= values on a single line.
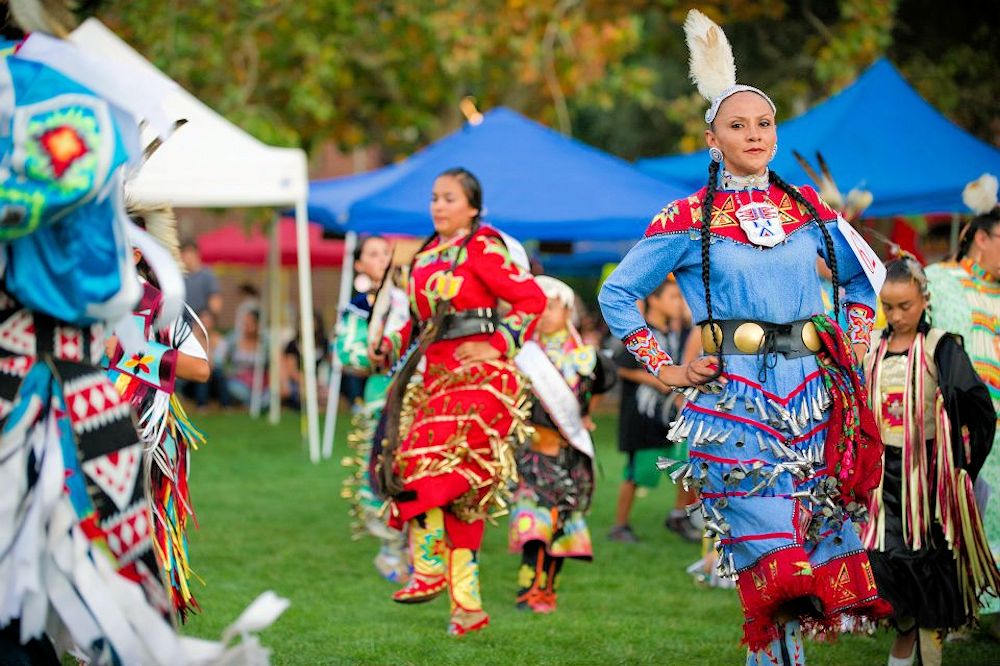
xmin=181 ymin=411 xmax=1000 ymax=665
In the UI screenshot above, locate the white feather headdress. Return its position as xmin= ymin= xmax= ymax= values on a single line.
xmin=8 ymin=0 xmax=76 ymax=38
xmin=535 ymin=275 xmax=575 ymax=310
xmin=125 ymin=192 xmax=183 ymax=270
xmin=685 ymin=10 xmax=736 ymax=102
xmin=684 ymin=9 xmax=775 ymax=123
xmin=962 ymin=173 xmax=999 ymax=215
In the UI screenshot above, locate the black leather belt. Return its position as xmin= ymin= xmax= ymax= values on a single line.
xmin=699 ymin=318 xmax=821 ymax=359
xmin=440 ymin=307 xmax=497 ymax=341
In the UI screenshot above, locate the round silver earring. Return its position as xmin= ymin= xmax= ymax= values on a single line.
xmin=770 ymin=143 xmax=778 ymax=160
xmin=709 ymin=147 xmax=724 ymax=163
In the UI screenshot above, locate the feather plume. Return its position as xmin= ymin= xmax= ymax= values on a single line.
xmin=962 ymin=173 xmax=999 ymax=215
xmin=126 ymin=193 xmax=183 ymax=270
xmin=792 ymin=150 xmax=822 ymax=186
xmin=811 ymin=152 xmax=842 ymax=209
xmin=793 ymin=150 xmax=844 ymax=210
xmin=845 ymin=188 xmax=874 ymax=221
xmin=8 ymin=0 xmax=76 ymax=37
xmin=684 ymin=10 xmax=736 ymax=102
xmin=221 ymin=591 xmax=290 ymax=644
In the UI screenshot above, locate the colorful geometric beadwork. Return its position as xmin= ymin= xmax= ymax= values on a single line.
xmin=623 ymin=326 xmax=672 ymax=375
xmin=845 ymin=302 xmax=875 ymax=347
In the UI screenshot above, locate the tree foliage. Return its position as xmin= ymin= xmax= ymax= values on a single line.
xmin=97 ymin=0 xmax=651 ymax=156
xmin=90 ymin=0 xmax=998 ymax=163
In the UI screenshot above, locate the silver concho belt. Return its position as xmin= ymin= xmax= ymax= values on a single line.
xmin=699 ymin=318 xmax=822 ymax=359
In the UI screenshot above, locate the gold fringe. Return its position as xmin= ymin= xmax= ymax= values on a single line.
xmin=340 ymin=405 xmax=381 ymax=540
xmin=390 ymin=360 xmax=532 ymax=524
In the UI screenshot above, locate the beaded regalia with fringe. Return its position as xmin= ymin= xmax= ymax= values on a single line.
xmin=598 ymin=10 xmax=889 ymax=654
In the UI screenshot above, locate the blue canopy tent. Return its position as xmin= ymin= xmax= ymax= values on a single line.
xmin=308 ymin=107 xmax=687 ymax=240
xmin=312 ymin=107 xmax=687 ymax=457
xmin=637 ymin=59 xmax=1000 ymax=218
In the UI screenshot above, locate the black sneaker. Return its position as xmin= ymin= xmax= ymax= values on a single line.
xmin=607 ymin=525 xmax=639 ymax=543
xmin=665 ymin=515 xmax=702 ymax=543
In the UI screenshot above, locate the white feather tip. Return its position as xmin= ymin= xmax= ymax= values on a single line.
xmin=221 ymin=591 xmax=290 ymax=644
xmin=962 ymin=173 xmax=999 ymax=215
xmin=846 ymin=188 xmax=874 ymax=214
xmin=684 ymin=9 xmax=736 ymax=102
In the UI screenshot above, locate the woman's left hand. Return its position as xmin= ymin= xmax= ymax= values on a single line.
xmin=454 ymin=341 xmax=501 ymax=363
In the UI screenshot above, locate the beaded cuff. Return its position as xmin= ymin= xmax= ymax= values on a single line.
xmin=623 ymin=326 xmax=673 ymax=375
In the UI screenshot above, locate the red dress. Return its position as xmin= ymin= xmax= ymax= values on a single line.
xmin=385 ymin=226 xmax=545 ymax=548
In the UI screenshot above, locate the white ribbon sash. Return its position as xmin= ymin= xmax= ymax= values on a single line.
xmin=514 ymin=341 xmax=594 ymax=459
xmin=835 ymin=215 xmax=887 ymax=293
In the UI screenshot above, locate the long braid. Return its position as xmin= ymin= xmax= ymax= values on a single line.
xmin=701 ymin=160 xmax=722 ymax=366
xmin=769 ymin=170 xmax=841 ymax=316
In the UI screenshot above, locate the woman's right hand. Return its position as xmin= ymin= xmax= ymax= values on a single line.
xmin=657 ymin=355 xmax=725 ymax=388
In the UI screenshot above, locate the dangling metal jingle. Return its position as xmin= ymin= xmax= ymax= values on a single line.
xmin=754 ymin=395 xmax=769 ymax=420
xmin=692 ymin=421 xmax=705 ymax=446
xmin=767 ymin=398 xmax=790 ymax=422
xmin=812 ymin=395 xmax=823 ymax=421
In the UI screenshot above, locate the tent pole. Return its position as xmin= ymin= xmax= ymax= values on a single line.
xmin=249 ymin=290 xmax=265 ymax=419
xmin=322 ymin=230 xmax=357 ymax=459
xmin=949 ymin=212 xmax=960 ymax=258
xmin=268 ymin=216 xmax=283 ymax=425
xmin=250 ymin=215 xmax=279 ymax=419
xmin=295 ymin=200 xmax=321 ymax=463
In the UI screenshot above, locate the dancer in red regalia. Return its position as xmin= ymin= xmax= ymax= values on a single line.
xmin=373 ymin=168 xmax=545 ymax=636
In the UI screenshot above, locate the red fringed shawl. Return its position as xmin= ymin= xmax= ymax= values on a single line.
xmin=812 ymin=315 xmax=884 ymax=510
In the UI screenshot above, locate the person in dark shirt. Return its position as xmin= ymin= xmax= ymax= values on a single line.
xmin=181 ymin=240 xmax=221 ymax=318
xmin=282 ymin=310 xmax=329 ymax=410
xmin=608 ymin=277 xmax=697 ymax=542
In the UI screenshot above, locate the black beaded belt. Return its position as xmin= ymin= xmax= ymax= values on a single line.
xmin=699 ymin=318 xmax=821 ymax=359
xmin=440 ymin=307 xmax=497 ymax=341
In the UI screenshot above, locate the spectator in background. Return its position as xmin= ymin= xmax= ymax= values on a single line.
xmin=223 ymin=308 xmax=267 ymax=407
xmin=282 ymin=310 xmax=329 ymax=410
xmin=186 ymin=308 xmax=231 ymax=408
xmin=233 ymin=282 xmax=261 ymax=339
xmin=577 ymin=304 xmax=607 ymax=348
xmin=608 ymin=277 xmax=699 ymax=543
xmin=181 ymin=240 xmax=222 ymax=319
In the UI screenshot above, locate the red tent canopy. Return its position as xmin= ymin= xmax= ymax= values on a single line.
xmin=198 ymin=218 xmax=345 ymax=267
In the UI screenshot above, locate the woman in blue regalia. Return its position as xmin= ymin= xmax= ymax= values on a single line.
xmin=599 ymin=11 xmax=890 ymax=664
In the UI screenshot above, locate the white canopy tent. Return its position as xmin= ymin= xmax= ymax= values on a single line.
xmin=69 ymin=19 xmax=322 ymax=462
